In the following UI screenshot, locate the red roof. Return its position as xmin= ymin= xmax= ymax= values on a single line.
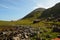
xmin=52 ymin=38 xmax=60 ymax=40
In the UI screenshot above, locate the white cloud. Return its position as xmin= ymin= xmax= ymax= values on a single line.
xmin=0 ymin=0 xmax=21 ymax=10
xmin=0 ymin=4 xmax=21 ymax=10
xmin=32 ymin=0 xmax=60 ymax=9
xmin=32 ymin=0 xmax=49 ymax=9
xmin=31 ymin=0 xmax=46 ymax=9
xmin=33 ymin=4 xmax=48 ymax=9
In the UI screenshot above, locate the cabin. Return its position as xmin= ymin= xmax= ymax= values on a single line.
xmin=57 ymin=18 xmax=60 ymax=22
xmin=33 ymin=19 xmax=40 ymax=24
xmin=52 ymin=38 xmax=60 ymax=40
xmin=52 ymin=35 xmax=60 ymax=40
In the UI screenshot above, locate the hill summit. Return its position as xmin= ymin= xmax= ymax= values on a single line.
xmin=22 ymin=8 xmax=45 ymax=20
xmin=39 ymin=2 xmax=60 ymax=21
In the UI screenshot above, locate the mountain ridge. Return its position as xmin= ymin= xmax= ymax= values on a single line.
xmin=0 ymin=2 xmax=60 ymax=25
xmin=39 ymin=2 xmax=60 ymax=21
xmin=21 ymin=8 xmax=45 ymax=20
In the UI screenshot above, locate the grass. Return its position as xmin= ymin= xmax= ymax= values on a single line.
xmin=0 ymin=19 xmax=60 ymax=40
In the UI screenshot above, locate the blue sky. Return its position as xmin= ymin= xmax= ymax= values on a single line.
xmin=0 ymin=0 xmax=60 ymax=21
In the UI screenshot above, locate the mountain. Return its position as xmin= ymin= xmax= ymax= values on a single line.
xmin=22 ymin=8 xmax=45 ymax=20
xmin=16 ymin=8 xmax=45 ymax=25
xmin=16 ymin=3 xmax=60 ymax=25
xmin=39 ymin=2 xmax=60 ymax=21
xmin=0 ymin=3 xmax=60 ymax=26
xmin=0 ymin=3 xmax=60 ymax=40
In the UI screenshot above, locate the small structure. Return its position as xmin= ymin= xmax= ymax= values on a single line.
xmin=52 ymin=35 xmax=60 ymax=40
xmin=57 ymin=18 xmax=60 ymax=22
xmin=33 ymin=19 xmax=40 ymax=24
xmin=52 ymin=38 xmax=60 ymax=40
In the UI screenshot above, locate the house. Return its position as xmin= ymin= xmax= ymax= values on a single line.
xmin=33 ymin=19 xmax=40 ymax=24
xmin=52 ymin=35 xmax=60 ymax=40
xmin=52 ymin=38 xmax=60 ymax=40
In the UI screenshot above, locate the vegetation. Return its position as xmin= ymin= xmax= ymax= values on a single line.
xmin=0 ymin=3 xmax=60 ymax=40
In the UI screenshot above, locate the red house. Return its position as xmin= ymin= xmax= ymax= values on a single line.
xmin=52 ymin=38 xmax=60 ymax=40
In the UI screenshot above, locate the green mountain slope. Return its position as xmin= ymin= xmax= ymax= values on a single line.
xmin=0 ymin=3 xmax=60 ymax=40
xmin=16 ymin=2 xmax=60 ymax=26
xmin=0 ymin=3 xmax=60 ymax=26
xmin=0 ymin=8 xmax=45 ymax=26
xmin=22 ymin=8 xmax=45 ymax=20
xmin=16 ymin=8 xmax=45 ymax=25
xmin=39 ymin=2 xmax=60 ymax=22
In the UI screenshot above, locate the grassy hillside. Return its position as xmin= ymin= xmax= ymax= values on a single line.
xmin=16 ymin=2 xmax=60 ymax=25
xmin=39 ymin=2 xmax=60 ymax=21
xmin=0 ymin=3 xmax=60 ymax=40
xmin=22 ymin=8 xmax=45 ymax=20
xmin=0 ymin=2 xmax=60 ymax=26
xmin=15 ymin=8 xmax=45 ymax=25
